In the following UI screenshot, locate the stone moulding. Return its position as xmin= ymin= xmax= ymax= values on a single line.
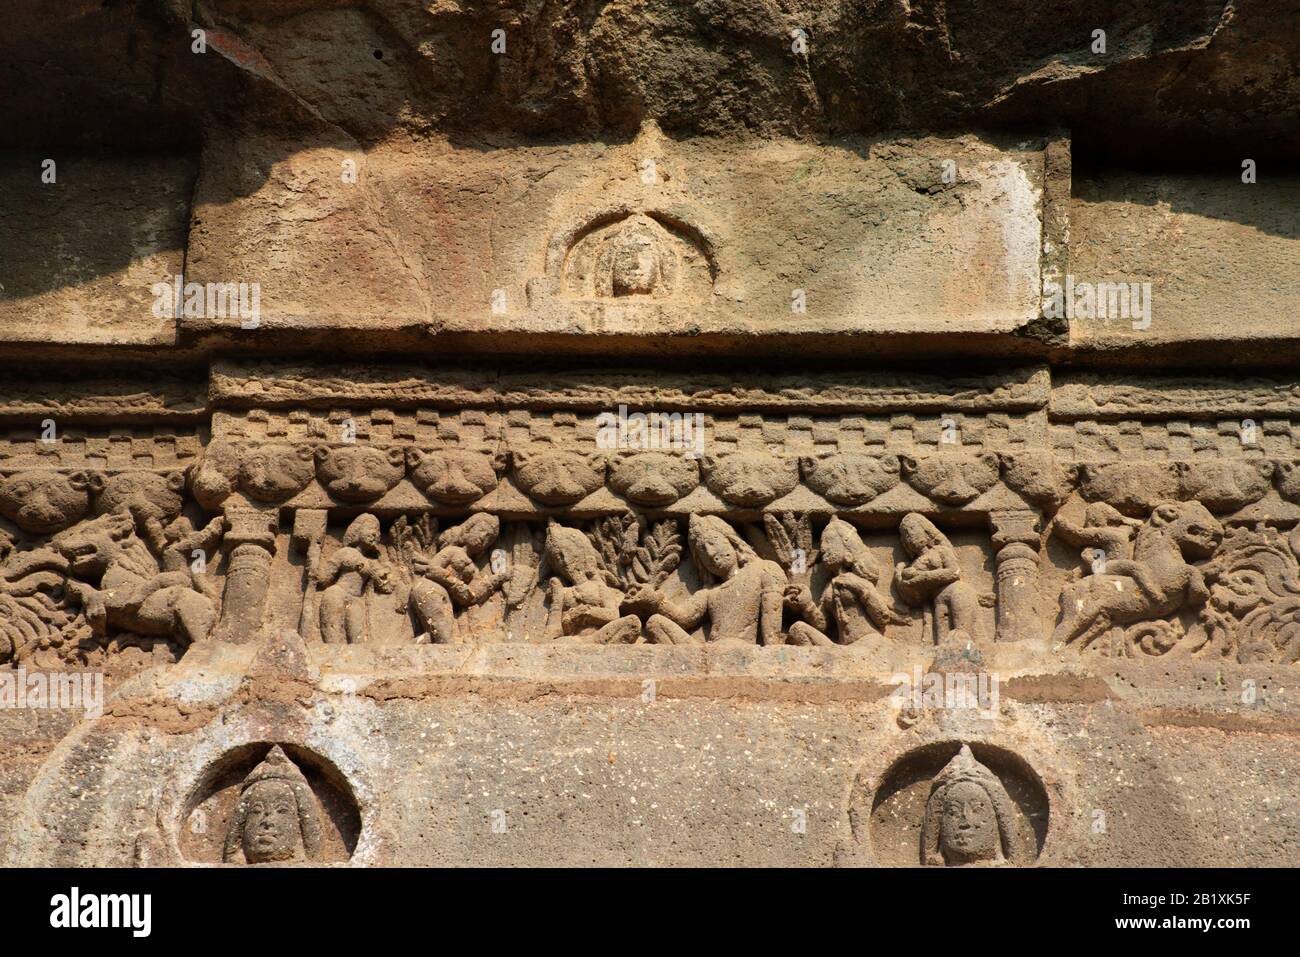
xmin=7 ymin=361 xmax=1300 ymax=667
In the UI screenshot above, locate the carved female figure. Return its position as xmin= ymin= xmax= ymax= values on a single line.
xmin=222 ymin=746 xmax=323 ymax=865
xmin=315 ymin=514 xmax=395 ymax=644
xmin=542 ymin=522 xmax=642 ymax=644
xmin=785 ymin=517 xmax=910 ymax=646
xmin=408 ymin=514 xmax=506 ymax=644
xmin=630 ymin=514 xmax=786 ymax=646
xmin=895 ymin=513 xmax=984 ymax=644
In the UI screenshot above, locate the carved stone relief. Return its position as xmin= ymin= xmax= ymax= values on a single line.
xmin=868 ymin=742 xmax=1048 ymax=867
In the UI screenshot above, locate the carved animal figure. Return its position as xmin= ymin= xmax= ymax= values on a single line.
xmin=95 ymin=471 xmax=187 ymax=526
xmin=0 ymin=470 xmax=94 ymax=533
xmin=52 ymin=512 xmax=217 ymax=646
xmin=239 ymin=444 xmax=317 ymax=503
xmin=799 ymin=453 xmax=900 ymax=506
xmin=701 ymin=451 xmax=798 ymax=507
xmin=408 ymin=448 xmax=505 ymax=505
xmin=900 ymin=453 xmax=999 ymax=506
xmin=315 ymin=446 xmax=406 ymax=503
xmin=190 ymin=441 xmax=241 ymax=509
xmin=999 ymin=451 xmax=1077 ymax=510
xmin=1174 ymin=460 xmax=1273 ymax=512
xmin=607 ymin=451 xmax=699 ymax=506
xmin=512 ymin=449 xmax=606 ymax=506
xmin=1052 ymin=501 xmax=1223 ymax=649
xmin=1077 ymin=461 xmax=1181 ymax=516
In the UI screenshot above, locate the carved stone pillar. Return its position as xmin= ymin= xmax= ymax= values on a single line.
xmin=989 ymin=509 xmax=1042 ymax=643
xmin=213 ymin=504 xmax=278 ymax=643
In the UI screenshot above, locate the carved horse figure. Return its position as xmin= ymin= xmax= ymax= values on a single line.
xmin=1052 ymin=501 xmax=1223 ymax=649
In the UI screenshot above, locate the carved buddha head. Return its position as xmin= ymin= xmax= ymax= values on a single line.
xmin=921 ymin=745 xmax=1018 ymax=866
xmin=223 ymin=746 xmax=322 ymax=865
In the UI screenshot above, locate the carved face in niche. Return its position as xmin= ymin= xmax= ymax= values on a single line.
xmin=921 ymin=745 xmax=1017 ymax=867
xmin=595 ymin=216 xmax=674 ymax=298
xmin=222 ymin=745 xmax=322 ymax=866
xmin=0 ymin=470 xmax=94 ymax=533
xmin=939 ymin=781 xmax=999 ymax=863
xmin=242 ymin=779 xmax=302 ymax=864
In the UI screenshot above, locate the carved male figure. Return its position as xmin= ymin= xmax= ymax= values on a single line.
xmin=920 ymin=745 xmax=1021 ymax=866
xmin=895 ymin=513 xmax=984 ymax=644
xmin=785 ymin=517 xmax=910 ymax=646
xmin=542 ymin=522 xmax=642 ymax=644
xmin=222 ymin=746 xmax=323 ymax=865
xmin=315 ymin=514 xmax=395 ymax=644
xmin=1052 ymin=500 xmax=1223 ymax=649
xmin=629 ymin=514 xmax=785 ymax=646
xmin=408 ymin=513 xmax=506 ymax=644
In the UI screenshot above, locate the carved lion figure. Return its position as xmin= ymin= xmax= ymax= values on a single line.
xmin=52 ymin=512 xmax=217 ymax=647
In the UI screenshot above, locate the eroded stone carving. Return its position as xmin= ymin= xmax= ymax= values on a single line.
xmin=921 ymin=745 xmax=1022 ymax=867
xmin=1052 ymin=501 xmax=1222 ymax=650
xmin=785 ymin=517 xmax=909 ymax=646
xmin=896 ymin=514 xmax=987 ymax=644
xmin=222 ymin=746 xmax=324 ymax=865
xmin=313 ymin=514 xmax=396 ymax=644
xmin=557 ymin=211 xmax=713 ymax=302
xmin=632 ymin=515 xmax=786 ymax=645
xmin=400 ymin=514 xmax=505 ymax=644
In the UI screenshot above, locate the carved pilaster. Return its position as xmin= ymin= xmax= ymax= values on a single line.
xmin=212 ymin=504 xmax=278 ymax=643
xmin=989 ymin=509 xmax=1042 ymax=643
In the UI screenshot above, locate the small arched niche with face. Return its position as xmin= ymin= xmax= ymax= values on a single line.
xmin=865 ymin=742 xmax=1049 ymax=867
xmin=179 ymin=743 xmax=361 ymax=866
xmin=560 ymin=212 xmax=713 ymax=302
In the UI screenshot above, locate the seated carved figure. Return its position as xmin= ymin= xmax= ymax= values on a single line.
xmin=315 ymin=514 xmax=395 ymax=644
xmin=408 ymin=514 xmax=506 ymax=644
xmin=628 ymin=514 xmax=786 ymax=646
xmin=222 ymin=746 xmax=323 ymax=865
xmin=542 ymin=523 xmax=642 ymax=644
xmin=895 ymin=513 xmax=985 ymax=644
xmin=921 ymin=745 xmax=1021 ymax=866
xmin=52 ymin=511 xmax=217 ymax=647
xmin=1052 ymin=500 xmax=1223 ymax=649
xmin=785 ymin=517 xmax=909 ymax=646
